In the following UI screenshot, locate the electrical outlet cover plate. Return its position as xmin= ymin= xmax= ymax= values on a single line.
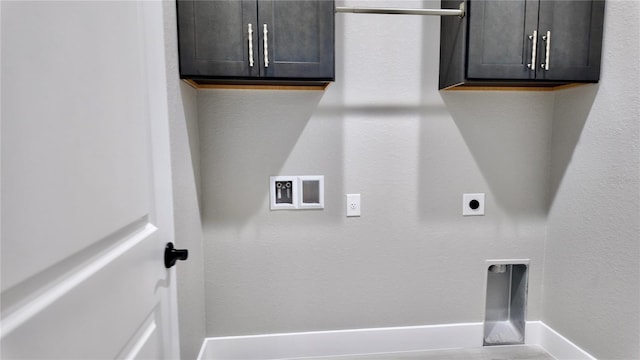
xmin=346 ymin=194 xmax=361 ymax=217
xmin=463 ymin=193 xmax=485 ymax=216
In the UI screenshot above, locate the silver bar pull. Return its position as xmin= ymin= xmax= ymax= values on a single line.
xmin=541 ymin=31 xmax=551 ymax=71
xmin=248 ymin=24 xmax=254 ymax=67
xmin=527 ymin=30 xmax=538 ymax=70
xmin=263 ymin=24 xmax=269 ymax=68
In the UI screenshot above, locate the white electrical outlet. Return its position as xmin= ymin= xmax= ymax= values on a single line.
xmin=346 ymin=194 xmax=361 ymax=217
xmin=463 ymin=193 xmax=485 ymax=216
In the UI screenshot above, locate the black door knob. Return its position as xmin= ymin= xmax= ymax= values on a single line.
xmin=164 ymin=242 xmax=189 ymax=268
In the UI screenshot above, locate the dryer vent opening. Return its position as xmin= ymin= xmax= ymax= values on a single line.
xmin=484 ymin=263 xmax=528 ymax=346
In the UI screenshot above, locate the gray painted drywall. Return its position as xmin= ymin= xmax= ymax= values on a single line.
xmin=162 ymin=2 xmax=206 ymax=359
xmin=542 ymin=1 xmax=640 ymax=359
xmin=198 ymin=0 xmax=553 ymax=336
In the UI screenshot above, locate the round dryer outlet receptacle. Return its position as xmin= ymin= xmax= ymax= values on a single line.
xmin=463 ymin=193 xmax=485 ymax=216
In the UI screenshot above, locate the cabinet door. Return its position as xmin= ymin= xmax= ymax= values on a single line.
xmin=177 ymin=0 xmax=258 ymax=78
xmin=257 ymin=0 xmax=334 ymax=80
xmin=536 ymin=0 xmax=604 ymax=81
xmin=467 ymin=0 xmax=540 ymax=80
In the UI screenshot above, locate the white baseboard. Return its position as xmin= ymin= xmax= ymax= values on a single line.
xmin=525 ymin=321 xmax=597 ymax=360
xmin=198 ymin=321 xmax=595 ymax=360
xmin=198 ymin=323 xmax=484 ymax=360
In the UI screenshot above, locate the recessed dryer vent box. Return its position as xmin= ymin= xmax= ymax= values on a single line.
xmin=270 ymin=176 xmax=324 ymax=210
xmin=483 ymin=260 xmax=529 ymax=346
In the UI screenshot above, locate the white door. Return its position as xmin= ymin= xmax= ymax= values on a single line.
xmin=1 ymin=1 xmax=180 ymax=359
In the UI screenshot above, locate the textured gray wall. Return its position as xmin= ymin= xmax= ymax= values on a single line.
xmin=198 ymin=0 xmax=553 ymax=337
xmin=542 ymin=1 xmax=640 ymax=359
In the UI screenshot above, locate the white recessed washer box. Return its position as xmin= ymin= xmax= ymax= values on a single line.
xmin=270 ymin=176 xmax=324 ymax=210
xmin=270 ymin=176 xmax=298 ymax=210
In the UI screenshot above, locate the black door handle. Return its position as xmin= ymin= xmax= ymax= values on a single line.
xmin=164 ymin=242 xmax=188 ymax=268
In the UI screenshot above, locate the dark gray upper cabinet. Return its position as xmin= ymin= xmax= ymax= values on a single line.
xmin=439 ymin=0 xmax=605 ymax=89
xmin=177 ymin=0 xmax=335 ymax=85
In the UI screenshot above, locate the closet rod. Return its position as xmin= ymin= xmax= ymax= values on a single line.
xmin=335 ymin=2 xmax=465 ymax=17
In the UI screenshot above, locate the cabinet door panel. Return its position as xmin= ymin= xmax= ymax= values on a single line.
xmin=258 ymin=0 xmax=334 ymax=80
xmin=178 ymin=0 xmax=258 ymax=78
xmin=467 ymin=0 xmax=539 ymax=79
xmin=537 ymin=0 xmax=604 ymax=81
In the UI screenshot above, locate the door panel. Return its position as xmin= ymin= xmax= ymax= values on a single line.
xmin=1 ymin=0 xmax=151 ymax=293
xmin=258 ymin=0 xmax=334 ymax=79
xmin=467 ymin=0 xmax=540 ymax=79
xmin=2 ymin=226 xmax=163 ymax=358
xmin=537 ymin=0 xmax=604 ymax=81
xmin=178 ymin=0 xmax=258 ymax=78
xmin=1 ymin=1 xmax=178 ymax=358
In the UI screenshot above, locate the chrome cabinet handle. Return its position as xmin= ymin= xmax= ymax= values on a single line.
xmin=541 ymin=31 xmax=551 ymax=71
xmin=248 ymin=24 xmax=254 ymax=67
xmin=527 ymin=30 xmax=537 ymax=70
xmin=263 ymin=24 xmax=269 ymax=68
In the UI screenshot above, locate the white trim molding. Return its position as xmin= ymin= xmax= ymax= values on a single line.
xmin=198 ymin=321 xmax=596 ymax=360
xmin=0 ymin=223 xmax=157 ymax=338
xmin=525 ymin=321 xmax=597 ymax=360
xmin=198 ymin=323 xmax=483 ymax=360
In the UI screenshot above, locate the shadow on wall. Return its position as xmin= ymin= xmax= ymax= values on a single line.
xmin=547 ymin=84 xmax=599 ymax=211
xmin=197 ymin=10 xmax=350 ymax=229
xmin=198 ymin=90 xmax=325 ymax=225
xmin=416 ymin=5 xmax=472 ymax=222
xmin=439 ymin=91 xmax=554 ymax=217
xmin=437 ymin=85 xmax=598 ymax=217
xmin=180 ymin=81 xmax=202 ymax=205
